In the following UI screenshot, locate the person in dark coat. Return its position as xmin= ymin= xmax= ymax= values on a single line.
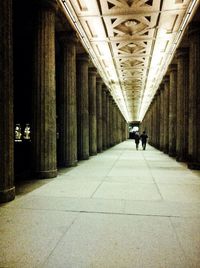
xmin=134 ymin=131 xmax=140 ymax=150
xmin=140 ymin=131 xmax=148 ymax=150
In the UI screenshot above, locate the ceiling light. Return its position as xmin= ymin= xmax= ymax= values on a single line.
xmin=125 ymin=20 xmax=138 ymax=27
xmin=128 ymin=43 xmax=137 ymax=48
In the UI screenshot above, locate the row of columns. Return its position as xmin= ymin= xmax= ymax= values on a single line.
xmin=141 ymin=22 xmax=200 ymax=168
xmin=0 ymin=0 xmax=127 ymax=203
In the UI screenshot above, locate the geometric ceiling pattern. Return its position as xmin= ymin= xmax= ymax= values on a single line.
xmin=59 ymin=0 xmax=198 ymax=121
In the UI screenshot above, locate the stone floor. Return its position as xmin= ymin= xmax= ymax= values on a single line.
xmin=1 ymin=140 xmax=200 ymax=268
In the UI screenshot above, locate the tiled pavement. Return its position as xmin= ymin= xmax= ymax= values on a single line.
xmin=1 ymin=140 xmax=200 ymax=267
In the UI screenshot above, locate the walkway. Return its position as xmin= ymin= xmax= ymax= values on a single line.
xmin=1 ymin=140 xmax=200 ymax=267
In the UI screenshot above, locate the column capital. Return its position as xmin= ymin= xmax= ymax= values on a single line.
xmin=102 ymin=84 xmax=109 ymax=92
xmin=168 ymin=64 xmax=177 ymax=73
xmin=159 ymin=82 xmax=165 ymax=91
xmin=155 ymin=89 xmax=160 ymax=96
xmin=163 ymin=75 xmax=169 ymax=83
xmin=176 ymin=47 xmax=189 ymax=59
xmin=96 ymin=76 xmax=103 ymax=85
xmin=35 ymin=0 xmax=58 ymax=11
xmin=109 ymin=94 xmax=113 ymax=100
xmin=58 ymin=31 xmax=78 ymax=45
xmin=77 ymin=53 xmax=90 ymax=63
xmin=188 ymin=22 xmax=200 ymax=37
xmin=88 ymin=67 xmax=97 ymax=75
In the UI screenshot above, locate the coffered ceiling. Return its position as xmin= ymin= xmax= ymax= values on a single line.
xmin=58 ymin=0 xmax=199 ymax=122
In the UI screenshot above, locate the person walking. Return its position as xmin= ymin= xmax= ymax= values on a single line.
xmin=134 ymin=131 xmax=140 ymax=150
xmin=140 ymin=131 xmax=148 ymax=150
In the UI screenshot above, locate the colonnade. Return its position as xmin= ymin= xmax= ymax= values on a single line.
xmin=141 ymin=22 xmax=200 ymax=168
xmin=0 ymin=0 xmax=128 ymax=203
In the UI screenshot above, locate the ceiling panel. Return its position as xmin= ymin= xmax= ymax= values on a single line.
xmin=60 ymin=0 xmax=199 ymax=121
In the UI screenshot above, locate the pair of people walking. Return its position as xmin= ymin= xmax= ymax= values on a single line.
xmin=134 ymin=131 xmax=148 ymax=150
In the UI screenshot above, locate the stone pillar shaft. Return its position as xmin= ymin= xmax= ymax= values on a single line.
xmin=58 ymin=32 xmax=77 ymax=167
xmin=102 ymin=86 xmax=107 ymax=150
xmin=168 ymin=64 xmax=177 ymax=157
xmin=156 ymin=91 xmax=161 ymax=149
xmin=109 ymin=96 xmax=113 ymax=146
xmin=89 ymin=68 xmax=97 ymax=155
xmin=96 ymin=78 xmax=103 ymax=152
xmin=0 ymin=0 xmax=15 ymax=202
xmin=77 ymin=54 xmax=89 ymax=160
xmin=106 ymin=91 xmax=110 ymax=148
xmin=32 ymin=1 xmax=57 ymax=178
xmin=163 ymin=77 xmax=169 ymax=154
xmin=188 ymin=23 xmax=200 ymax=164
xmin=176 ymin=48 xmax=189 ymax=161
xmin=160 ymin=84 xmax=164 ymax=151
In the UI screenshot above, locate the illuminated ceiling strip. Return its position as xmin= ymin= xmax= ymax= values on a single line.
xmin=59 ymin=0 xmax=129 ymax=122
xmin=139 ymin=0 xmax=199 ymax=121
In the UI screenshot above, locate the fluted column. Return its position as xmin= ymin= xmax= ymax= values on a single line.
xmin=163 ymin=76 xmax=169 ymax=154
xmin=176 ymin=48 xmax=189 ymax=162
xmin=32 ymin=0 xmax=57 ymax=179
xmin=188 ymin=23 xmax=200 ymax=167
xmin=77 ymin=53 xmax=89 ymax=160
xmin=58 ymin=32 xmax=77 ymax=167
xmin=159 ymin=83 xmax=165 ymax=151
xmin=109 ymin=96 xmax=114 ymax=146
xmin=102 ymin=85 xmax=107 ymax=150
xmin=106 ymin=91 xmax=110 ymax=148
xmin=168 ymin=64 xmax=177 ymax=157
xmin=113 ymin=103 xmax=118 ymax=145
xmin=156 ymin=90 xmax=161 ymax=149
xmin=111 ymin=99 xmax=115 ymax=146
xmin=116 ymin=109 xmax=119 ymax=144
xmin=88 ymin=67 xmax=97 ymax=155
xmin=152 ymin=99 xmax=156 ymax=146
xmin=0 ymin=0 xmax=15 ymax=202
xmin=96 ymin=77 xmax=103 ymax=153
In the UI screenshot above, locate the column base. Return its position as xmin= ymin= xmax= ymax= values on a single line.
xmin=176 ymin=155 xmax=186 ymax=162
xmin=78 ymin=154 xmax=89 ymax=160
xmin=97 ymin=149 xmax=103 ymax=153
xmin=188 ymin=162 xmax=200 ymax=170
xmin=90 ymin=152 xmax=97 ymax=156
xmin=0 ymin=187 xmax=15 ymax=203
xmin=67 ymin=160 xmax=78 ymax=167
xmin=35 ymin=169 xmax=57 ymax=179
xmin=169 ymin=151 xmax=176 ymax=157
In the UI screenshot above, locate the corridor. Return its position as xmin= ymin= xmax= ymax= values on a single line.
xmin=1 ymin=140 xmax=200 ymax=267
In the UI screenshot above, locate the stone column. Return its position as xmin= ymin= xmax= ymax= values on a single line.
xmin=32 ymin=0 xmax=57 ymax=179
xmin=188 ymin=23 xmax=200 ymax=167
xmin=0 ymin=0 xmax=15 ymax=202
xmin=159 ymin=83 xmax=165 ymax=151
xmin=102 ymin=85 xmax=107 ymax=150
xmin=155 ymin=90 xmax=161 ymax=149
xmin=152 ymin=99 xmax=156 ymax=147
xmin=163 ymin=76 xmax=169 ymax=154
xmin=168 ymin=64 xmax=177 ymax=157
xmin=88 ymin=67 xmax=97 ymax=155
xmin=77 ymin=53 xmax=89 ymax=160
xmin=106 ymin=91 xmax=110 ymax=148
xmin=109 ymin=95 xmax=114 ymax=146
xmin=110 ymin=99 xmax=115 ymax=146
xmin=113 ymin=103 xmax=118 ymax=145
xmin=119 ymin=112 xmax=123 ymax=143
xmin=176 ymin=48 xmax=189 ymax=161
xmin=96 ymin=77 xmax=103 ymax=153
xmin=122 ymin=118 xmax=127 ymax=141
xmin=116 ymin=109 xmax=120 ymax=144
xmin=58 ymin=32 xmax=77 ymax=167
xmin=150 ymin=102 xmax=153 ymax=146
